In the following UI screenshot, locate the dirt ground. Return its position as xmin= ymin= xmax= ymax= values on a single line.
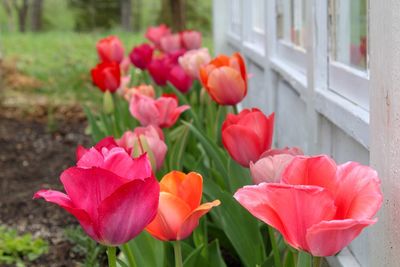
xmin=0 ymin=103 xmax=94 ymax=267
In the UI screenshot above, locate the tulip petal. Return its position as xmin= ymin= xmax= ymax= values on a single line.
xmin=222 ymin=125 xmax=264 ymax=167
xmin=282 ymin=155 xmax=338 ymax=193
xmin=102 ymin=149 xmax=152 ymax=181
xmin=94 ymin=136 xmax=119 ymax=151
xmin=238 ymin=111 xmax=274 ymax=150
xmin=77 ymin=147 xmax=104 ymax=168
xmin=97 ymin=175 xmax=160 ymax=245
xmin=234 ymin=183 xmax=336 ymax=251
xmin=306 ymin=219 xmax=377 ymax=256
xmin=60 ymin=167 xmax=128 ymax=219
xmin=334 ymin=162 xmax=383 ymax=219
xmin=178 ymin=200 xmax=221 ymax=240
xmin=75 ymin=145 xmax=88 ymax=161
xmin=160 ymin=171 xmax=203 ymax=210
xmin=207 ymin=67 xmax=246 ymax=105
xmin=146 ymin=192 xmax=192 ymax=241
xmin=250 ymin=154 xmax=294 ymax=184
xmin=33 ymin=189 xmax=99 ymax=242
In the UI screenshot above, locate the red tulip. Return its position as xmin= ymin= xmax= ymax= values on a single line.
xmin=146 ymin=171 xmax=220 ymax=241
xmin=168 ymin=65 xmax=193 ymax=93
xmin=91 ymin=62 xmax=121 ymax=93
xmin=180 ymin=30 xmax=202 ymax=50
xmin=129 ymin=93 xmax=190 ymax=128
xmin=129 ymin=43 xmax=154 ymax=70
xmin=117 ymin=126 xmax=167 ymax=170
xmin=235 ymin=155 xmax=383 ymax=256
xmin=200 ymin=53 xmax=247 ymax=105
xmin=145 ymin=24 xmax=172 ymax=47
xmin=160 ymin=34 xmax=182 ymax=53
xmin=148 ymin=57 xmax=173 ymax=86
xmin=96 ymin=35 xmax=125 ymax=64
xmin=250 ymin=147 xmax=303 ymax=184
xmin=222 ymin=108 xmax=274 ymax=167
xmin=34 ymin=141 xmax=159 ymax=246
xmin=162 ymin=93 xmax=179 ymax=103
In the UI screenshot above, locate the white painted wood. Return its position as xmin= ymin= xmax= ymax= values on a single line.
xmin=368 ymin=1 xmax=400 ymax=266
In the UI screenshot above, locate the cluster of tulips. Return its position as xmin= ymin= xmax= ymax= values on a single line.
xmin=34 ymin=24 xmax=383 ymax=267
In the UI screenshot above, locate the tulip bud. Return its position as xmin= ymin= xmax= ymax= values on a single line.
xmin=132 ymin=135 xmax=157 ymax=171
xmin=103 ymin=90 xmax=114 ymax=114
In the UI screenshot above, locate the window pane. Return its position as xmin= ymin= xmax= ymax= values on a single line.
xmin=252 ymin=0 xmax=265 ymax=33
xmin=332 ymin=0 xmax=368 ymax=70
xmin=277 ymin=0 xmax=306 ymax=48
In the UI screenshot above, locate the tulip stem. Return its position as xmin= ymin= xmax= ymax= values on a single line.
xmin=312 ymin=256 xmax=322 ymax=267
xmin=233 ymin=104 xmax=239 ymax=114
xmin=121 ymin=243 xmax=138 ymax=267
xmin=173 ymin=241 xmax=183 ymax=267
xmin=107 ymin=246 xmax=117 ymax=267
xmin=268 ymin=226 xmax=282 ymax=267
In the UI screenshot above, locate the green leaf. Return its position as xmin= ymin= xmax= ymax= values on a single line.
xmin=227 ymin=157 xmax=252 ymax=193
xmin=183 ymin=244 xmax=205 ymax=267
xmin=207 ymin=240 xmax=227 ymax=267
xmin=296 ymin=251 xmax=312 ymax=267
xmin=83 ymin=105 xmax=105 ymax=142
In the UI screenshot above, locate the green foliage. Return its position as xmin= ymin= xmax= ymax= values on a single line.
xmin=64 ymin=226 xmax=107 ymax=267
xmin=0 ymin=225 xmax=48 ymax=267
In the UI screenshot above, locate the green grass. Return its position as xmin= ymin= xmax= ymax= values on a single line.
xmin=1 ymin=30 xmax=212 ymax=106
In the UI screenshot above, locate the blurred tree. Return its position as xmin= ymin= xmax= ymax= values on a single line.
xmin=157 ymin=0 xmax=185 ymax=31
xmin=1 ymin=0 xmax=15 ymax=32
xmin=31 ymin=0 xmax=43 ymax=31
xmin=12 ymin=0 xmax=29 ymax=32
xmin=120 ymin=0 xmax=131 ymax=31
xmin=132 ymin=0 xmax=141 ymax=32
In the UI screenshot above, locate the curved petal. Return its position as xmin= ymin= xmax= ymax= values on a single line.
xmin=97 ymin=175 xmax=160 ymax=246
xmin=260 ymin=147 xmax=304 ymax=158
xmin=207 ymin=67 xmax=246 ymax=105
xmin=282 ymin=155 xmax=338 ymax=193
xmin=178 ymin=200 xmax=221 ymax=240
xmin=230 ymin=52 xmax=247 ymax=90
xmin=238 ymin=111 xmax=274 ymax=151
xmin=129 ymin=94 xmax=160 ymax=126
xmin=33 ymin=189 xmax=100 ymax=242
xmin=250 ymin=154 xmax=294 ymax=184
xmin=77 ymin=147 xmax=104 ymax=168
xmin=75 ymin=145 xmax=88 ymax=162
xmin=306 ymin=219 xmax=377 ymax=256
xmin=222 ymin=125 xmax=264 ymax=167
xmin=60 ymin=167 xmax=128 ymax=219
xmin=234 ymin=183 xmax=336 ymax=252
xmin=146 ymin=192 xmax=192 ymax=241
xmin=94 ymin=136 xmax=119 ymax=151
xmin=334 ymin=162 xmax=383 ymax=219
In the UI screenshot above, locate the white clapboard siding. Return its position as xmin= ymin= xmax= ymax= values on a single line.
xmin=212 ymin=0 xmax=397 ymax=266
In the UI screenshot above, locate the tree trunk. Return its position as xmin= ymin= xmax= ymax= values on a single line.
xmin=132 ymin=0 xmax=141 ymax=32
xmin=31 ymin=0 xmax=43 ymax=32
xmin=169 ymin=0 xmax=185 ymax=31
xmin=2 ymin=0 xmax=14 ymax=32
xmin=121 ymin=0 xmax=132 ymax=31
xmin=14 ymin=0 xmax=29 ymax=32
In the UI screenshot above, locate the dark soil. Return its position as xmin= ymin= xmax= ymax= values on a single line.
xmin=0 ymin=105 xmax=95 ymax=267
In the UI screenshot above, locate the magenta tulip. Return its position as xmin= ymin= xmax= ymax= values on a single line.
xmin=34 ymin=141 xmax=159 ymax=246
xmin=180 ymin=30 xmax=202 ymax=50
xmin=96 ymin=35 xmax=124 ymax=64
xmin=117 ymin=125 xmax=167 ymax=170
xmin=235 ymin=155 xmax=383 ymax=256
xmin=250 ymin=147 xmax=303 ymax=184
xmin=147 ymin=57 xmax=173 ymax=86
xmin=222 ymin=108 xmax=274 ymax=167
xmin=129 ymin=43 xmax=154 ymax=70
xmin=168 ymin=65 xmax=193 ymax=93
xmin=129 ymin=93 xmax=190 ymax=128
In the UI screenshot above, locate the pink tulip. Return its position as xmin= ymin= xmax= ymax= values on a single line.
xmin=120 ymin=57 xmax=131 ymax=76
xmin=160 ymin=34 xmax=182 ymax=53
xmin=179 ymin=48 xmax=211 ymax=79
xmin=117 ymin=126 xmax=167 ymax=170
xmin=222 ymin=108 xmax=274 ymax=167
xmin=122 ymin=84 xmax=156 ymax=101
xmin=234 ymin=155 xmax=383 ymax=256
xmin=168 ymin=65 xmax=193 ymax=93
xmin=145 ymin=24 xmax=172 ymax=47
xmin=180 ymin=30 xmax=202 ymax=50
xmin=34 ymin=141 xmax=159 ymax=246
xmin=96 ymin=35 xmax=125 ymax=64
xmin=250 ymin=147 xmax=303 ymax=184
xmin=129 ymin=93 xmax=190 ymax=128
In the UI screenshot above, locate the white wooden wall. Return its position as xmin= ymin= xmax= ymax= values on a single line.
xmin=213 ymin=0 xmax=398 ymax=266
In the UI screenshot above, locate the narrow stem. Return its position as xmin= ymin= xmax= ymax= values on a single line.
xmin=233 ymin=104 xmax=239 ymax=114
xmin=173 ymin=241 xmax=183 ymax=267
xmin=312 ymin=256 xmax=322 ymax=267
xmin=268 ymin=226 xmax=282 ymax=267
xmin=107 ymin=246 xmax=117 ymax=267
xmin=121 ymin=243 xmax=137 ymax=267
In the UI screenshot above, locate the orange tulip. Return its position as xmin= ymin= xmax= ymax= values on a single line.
xmin=199 ymin=52 xmax=247 ymax=105
xmin=146 ymin=171 xmax=220 ymax=241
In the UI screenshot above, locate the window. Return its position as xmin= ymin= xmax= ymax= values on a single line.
xmin=277 ymin=0 xmax=307 ymax=49
xmin=328 ymin=0 xmax=369 ymax=110
xmin=229 ymin=0 xmax=242 ymax=39
xmin=243 ymin=0 xmax=265 ymax=56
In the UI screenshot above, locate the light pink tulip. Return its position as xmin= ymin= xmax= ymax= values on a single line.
xmin=122 ymin=84 xmax=155 ymax=101
xmin=160 ymin=34 xmax=182 ymax=53
xmin=250 ymin=147 xmax=303 ymax=184
xmin=117 ymin=126 xmax=167 ymax=170
xmin=180 ymin=30 xmax=202 ymax=50
xmin=179 ymin=48 xmax=211 ymax=79
xmin=129 ymin=93 xmax=190 ymax=128
xmin=145 ymin=24 xmax=172 ymax=48
xmin=34 ymin=139 xmax=159 ymax=246
xmin=235 ymin=155 xmax=383 ymax=256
